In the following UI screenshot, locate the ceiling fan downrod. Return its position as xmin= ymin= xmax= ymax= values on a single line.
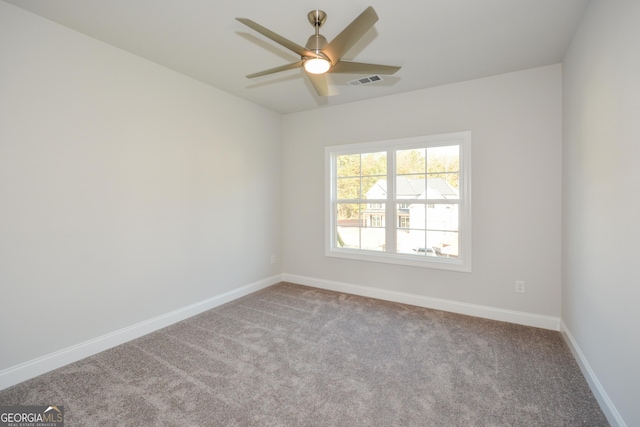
xmin=305 ymin=10 xmax=328 ymax=54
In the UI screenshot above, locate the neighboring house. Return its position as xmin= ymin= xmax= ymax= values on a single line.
xmin=364 ymin=176 xmax=459 ymax=256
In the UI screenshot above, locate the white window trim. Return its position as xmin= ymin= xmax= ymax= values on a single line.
xmin=325 ymin=131 xmax=472 ymax=272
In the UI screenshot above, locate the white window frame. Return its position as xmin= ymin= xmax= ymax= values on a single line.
xmin=325 ymin=131 xmax=472 ymax=272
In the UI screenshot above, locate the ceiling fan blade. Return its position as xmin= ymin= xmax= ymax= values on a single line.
xmin=236 ymin=18 xmax=310 ymax=57
xmin=322 ymin=6 xmax=378 ymax=64
xmin=330 ymin=61 xmax=401 ymax=75
xmin=306 ymin=73 xmax=330 ymax=97
xmin=246 ymin=61 xmax=304 ymax=79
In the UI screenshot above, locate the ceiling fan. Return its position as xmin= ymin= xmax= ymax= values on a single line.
xmin=236 ymin=6 xmax=401 ymax=96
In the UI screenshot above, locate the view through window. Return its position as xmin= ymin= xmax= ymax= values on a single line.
xmin=326 ymin=132 xmax=471 ymax=271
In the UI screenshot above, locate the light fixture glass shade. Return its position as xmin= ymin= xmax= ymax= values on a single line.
xmin=304 ymin=57 xmax=331 ymax=74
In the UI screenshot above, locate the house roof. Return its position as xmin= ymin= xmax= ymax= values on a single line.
xmin=367 ymin=177 xmax=458 ymax=200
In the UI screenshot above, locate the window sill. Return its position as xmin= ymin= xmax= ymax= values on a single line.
xmin=326 ymin=248 xmax=471 ymax=272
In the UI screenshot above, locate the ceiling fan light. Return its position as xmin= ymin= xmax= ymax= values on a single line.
xmin=304 ymin=57 xmax=331 ymax=74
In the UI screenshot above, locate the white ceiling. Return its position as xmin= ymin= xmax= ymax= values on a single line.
xmin=3 ymin=0 xmax=589 ymax=114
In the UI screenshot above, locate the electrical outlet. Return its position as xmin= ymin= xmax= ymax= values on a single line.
xmin=515 ymin=281 xmax=525 ymax=293
xmin=270 ymin=254 xmax=276 ymax=264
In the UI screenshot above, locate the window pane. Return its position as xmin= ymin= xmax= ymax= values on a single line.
xmin=426 ymin=174 xmax=459 ymax=199
xmin=337 ymin=226 xmax=360 ymax=248
xmin=337 ymin=177 xmax=361 ymax=199
xmin=426 ymin=203 xmax=459 ymax=232
xmin=336 ymin=203 xmax=360 ymax=249
xmin=396 ymin=175 xmax=425 ymax=200
xmin=362 ymin=198 xmax=385 ymax=251
xmin=396 ymin=202 xmax=411 ymax=230
xmin=362 ymin=205 xmax=384 ymax=227
xmin=363 ymin=176 xmax=386 ymax=199
xmin=407 ymin=203 xmax=426 ymax=230
xmin=427 ymin=145 xmax=459 ymax=173
xmin=336 ymin=203 xmax=360 ymax=223
xmin=397 ymin=229 xmax=424 ymax=254
xmin=397 ymin=202 xmax=426 ymax=254
xmin=337 ymin=154 xmax=360 ymax=177
xmin=336 ymin=203 xmax=386 ymax=251
xmin=361 ymin=227 xmax=385 ymax=251
xmin=361 ymin=151 xmax=387 ymax=176
xmin=427 ymin=230 xmax=459 ymax=258
xmin=426 ymin=145 xmax=459 ymax=201
xmin=397 ymin=149 xmax=426 ymax=175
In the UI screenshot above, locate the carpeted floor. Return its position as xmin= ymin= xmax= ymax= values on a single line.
xmin=0 ymin=282 xmax=608 ymax=426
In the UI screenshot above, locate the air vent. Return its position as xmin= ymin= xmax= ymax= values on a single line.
xmin=347 ymin=75 xmax=384 ymax=86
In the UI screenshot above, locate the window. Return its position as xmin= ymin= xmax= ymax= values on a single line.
xmin=326 ymin=131 xmax=471 ymax=271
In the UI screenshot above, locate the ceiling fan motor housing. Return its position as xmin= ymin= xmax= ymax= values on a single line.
xmin=305 ymin=34 xmax=328 ymax=54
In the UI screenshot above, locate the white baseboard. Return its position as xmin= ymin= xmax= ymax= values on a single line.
xmin=0 ymin=274 xmax=282 ymax=391
xmin=560 ymin=321 xmax=626 ymax=427
xmin=283 ymin=273 xmax=560 ymax=331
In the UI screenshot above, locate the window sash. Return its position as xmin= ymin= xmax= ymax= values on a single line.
xmin=326 ymin=132 xmax=471 ymax=272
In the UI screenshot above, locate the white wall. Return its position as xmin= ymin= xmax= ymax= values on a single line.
xmin=0 ymin=2 xmax=282 ymax=372
xmin=283 ymin=65 xmax=562 ymax=319
xmin=562 ymin=0 xmax=640 ymax=425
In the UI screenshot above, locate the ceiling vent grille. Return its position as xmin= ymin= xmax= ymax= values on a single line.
xmin=347 ymin=75 xmax=384 ymax=86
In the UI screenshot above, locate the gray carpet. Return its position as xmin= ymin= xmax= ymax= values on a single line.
xmin=0 ymin=282 xmax=608 ymax=426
